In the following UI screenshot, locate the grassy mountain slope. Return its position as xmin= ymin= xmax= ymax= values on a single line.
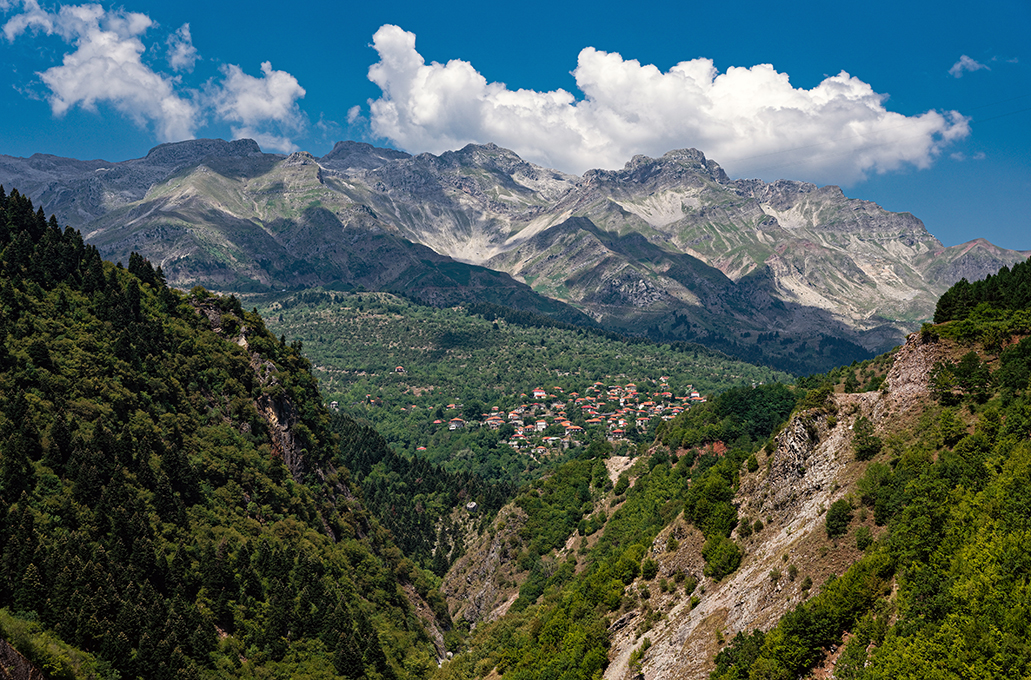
xmin=76 ymin=150 xmax=593 ymax=326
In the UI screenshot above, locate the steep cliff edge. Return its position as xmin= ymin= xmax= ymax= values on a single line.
xmin=614 ymin=332 xmax=934 ymax=679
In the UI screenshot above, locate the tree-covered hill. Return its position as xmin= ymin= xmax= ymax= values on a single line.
xmin=934 ymin=256 xmax=1031 ymax=323
xmin=0 ymin=187 xmax=444 ymax=679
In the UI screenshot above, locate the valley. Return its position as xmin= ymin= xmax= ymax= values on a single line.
xmin=253 ymin=288 xmax=789 ymax=483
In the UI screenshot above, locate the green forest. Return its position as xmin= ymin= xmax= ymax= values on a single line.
xmin=0 ymin=187 xmax=446 ymax=679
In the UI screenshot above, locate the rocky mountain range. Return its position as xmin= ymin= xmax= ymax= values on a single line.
xmin=1 ymin=138 xmax=1026 ymax=373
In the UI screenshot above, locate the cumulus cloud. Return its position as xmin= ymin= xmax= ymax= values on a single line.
xmin=949 ymin=55 xmax=989 ymax=78
xmin=3 ymin=0 xmax=198 ymax=141
xmin=210 ymin=61 xmax=307 ymax=153
xmin=166 ymin=22 xmax=197 ymax=72
xmin=367 ymin=25 xmax=970 ymax=183
xmin=2 ymin=1 xmax=307 ymax=150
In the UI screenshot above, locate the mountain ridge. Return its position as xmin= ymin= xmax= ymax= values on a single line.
xmin=0 ymin=138 xmax=1026 ymax=373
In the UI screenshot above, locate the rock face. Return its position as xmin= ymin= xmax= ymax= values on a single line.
xmin=604 ymin=330 xmax=936 ymax=680
xmin=1 ymin=140 xmax=1025 ymax=372
xmin=442 ymin=505 xmax=527 ymax=625
xmin=0 ymin=640 xmax=45 ymax=680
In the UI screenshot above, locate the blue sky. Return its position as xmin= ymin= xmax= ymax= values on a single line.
xmin=1 ymin=0 xmax=1028 ymax=250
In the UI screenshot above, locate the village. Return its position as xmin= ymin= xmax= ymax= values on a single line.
xmin=325 ymin=368 xmax=712 ymax=464
xmin=427 ymin=377 xmax=705 ymax=456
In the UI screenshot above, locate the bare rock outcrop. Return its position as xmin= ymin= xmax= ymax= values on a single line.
xmin=875 ymin=332 xmax=943 ymax=421
xmin=613 ymin=332 xmax=936 ymax=680
xmin=0 ymin=640 xmax=44 ymax=680
xmin=442 ymin=506 xmax=529 ymax=625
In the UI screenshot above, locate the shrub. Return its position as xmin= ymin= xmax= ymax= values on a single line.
xmin=629 ymin=637 xmax=652 ymax=673
xmin=938 ymin=409 xmax=966 ymax=448
xmin=738 ymin=519 xmax=753 ymax=539
xmin=614 ymin=473 xmax=630 ymax=496
xmin=826 ymin=499 xmax=853 ymax=538
xmin=852 ymin=416 xmax=882 ymax=461
xmin=641 ymin=558 xmax=659 ymax=581
xmin=702 ymin=536 xmax=743 ymax=580
xmin=799 ymin=384 xmax=833 ymax=411
xmin=855 ymin=526 xmax=874 ymax=552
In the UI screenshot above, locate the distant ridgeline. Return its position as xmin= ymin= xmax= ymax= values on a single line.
xmin=0 ymin=186 xmax=445 ymax=679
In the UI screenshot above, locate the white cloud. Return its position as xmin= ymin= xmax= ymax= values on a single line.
xmin=2 ymin=0 xmax=54 ymax=40
xmin=951 ymin=150 xmax=987 ymax=162
xmin=3 ymin=0 xmax=197 ymax=141
xmin=166 ymin=22 xmax=197 ymax=72
xmin=210 ymin=61 xmax=307 ymax=153
xmin=367 ymin=24 xmax=970 ymax=183
xmin=2 ymin=1 xmax=309 ymax=151
xmin=949 ymin=55 xmax=989 ymax=78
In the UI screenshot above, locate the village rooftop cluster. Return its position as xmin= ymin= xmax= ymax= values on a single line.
xmin=432 ymin=378 xmax=704 ymax=455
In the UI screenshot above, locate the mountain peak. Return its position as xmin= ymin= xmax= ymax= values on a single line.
xmin=320 ymin=140 xmax=411 ymax=170
xmin=660 ymin=147 xmax=709 ymax=163
xmin=284 ymin=150 xmax=318 ymax=166
xmin=143 ymin=138 xmax=262 ymax=166
xmin=581 ymin=147 xmax=729 ymax=187
xmin=439 ymin=142 xmax=528 ymax=168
